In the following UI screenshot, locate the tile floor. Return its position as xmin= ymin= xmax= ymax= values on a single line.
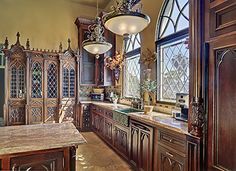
xmin=76 ymin=132 xmax=133 ymax=171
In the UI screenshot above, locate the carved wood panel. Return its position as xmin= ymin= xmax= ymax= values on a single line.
xmin=10 ymin=151 xmax=64 ymax=171
xmin=208 ymin=47 xmax=236 ymax=170
xmin=158 ymin=145 xmax=185 ymax=171
xmin=208 ymin=0 xmax=236 ymax=38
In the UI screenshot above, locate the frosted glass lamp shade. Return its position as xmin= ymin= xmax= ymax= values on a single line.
xmin=83 ymin=41 xmax=112 ymax=55
xmin=104 ymin=13 xmax=150 ymax=36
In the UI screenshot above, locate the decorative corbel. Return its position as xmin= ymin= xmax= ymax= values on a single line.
xmin=190 ymin=97 xmax=205 ymax=137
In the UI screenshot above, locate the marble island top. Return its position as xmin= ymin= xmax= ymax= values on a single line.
xmin=0 ymin=123 xmax=86 ymax=156
xmin=81 ymin=101 xmax=189 ymax=135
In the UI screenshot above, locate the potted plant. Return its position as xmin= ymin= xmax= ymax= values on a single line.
xmin=110 ymin=93 xmax=119 ymax=105
xmin=140 ymin=69 xmax=157 ymax=114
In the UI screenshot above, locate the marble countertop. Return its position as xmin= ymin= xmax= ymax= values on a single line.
xmin=80 ymin=101 xmax=189 ymax=135
xmin=0 ymin=123 xmax=86 ymax=156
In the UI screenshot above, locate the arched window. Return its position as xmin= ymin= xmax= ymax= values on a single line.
xmin=32 ymin=62 xmax=42 ymax=98
xmin=47 ymin=63 xmax=57 ymax=98
xmin=156 ymin=0 xmax=189 ymax=102
xmin=124 ymin=33 xmax=141 ymax=98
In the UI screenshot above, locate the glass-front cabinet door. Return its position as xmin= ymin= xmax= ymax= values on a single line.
xmin=45 ymin=61 xmax=58 ymax=123
xmin=29 ymin=56 xmax=59 ymax=124
xmin=30 ymin=59 xmax=44 ymax=124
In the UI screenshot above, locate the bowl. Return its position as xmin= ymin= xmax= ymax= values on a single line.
xmin=93 ymin=88 xmax=104 ymax=94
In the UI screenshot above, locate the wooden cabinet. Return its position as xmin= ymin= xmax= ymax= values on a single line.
xmin=3 ymin=35 xmax=78 ymax=126
xmin=91 ymin=105 xmax=104 ymax=137
xmin=75 ymin=17 xmax=115 ymax=86
xmin=75 ymin=18 xmax=96 ymax=86
xmin=0 ymin=147 xmax=76 ymax=171
xmin=113 ymin=124 xmax=129 ymax=160
xmin=98 ymin=57 xmax=113 ymax=86
xmin=130 ymin=119 xmax=153 ymax=171
xmin=91 ymin=104 xmax=130 ymax=161
xmin=104 ymin=118 xmax=113 ymax=144
xmin=158 ymin=146 xmax=186 ymax=171
xmin=156 ymin=128 xmax=187 ymax=171
xmin=204 ymin=0 xmax=236 ymax=170
xmin=78 ymin=103 xmax=91 ymax=131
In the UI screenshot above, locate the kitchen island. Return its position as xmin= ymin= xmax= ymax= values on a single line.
xmin=0 ymin=123 xmax=86 ymax=171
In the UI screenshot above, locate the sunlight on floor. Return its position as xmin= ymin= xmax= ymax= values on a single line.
xmin=76 ymin=132 xmax=133 ymax=171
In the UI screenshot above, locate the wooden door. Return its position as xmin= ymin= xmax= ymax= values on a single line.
xmin=8 ymin=63 xmax=26 ymax=126
xmin=139 ymin=128 xmax=153 ymax=171
xmin=29 ymin=59 xmax=44 ymax=124
xmin=113 ymin=124 xmax=129 ymax=159
xmin=104 ymin=118 xmax=113 ymax=144
xmin=44 ymin=60 xmax=59 ymax=123
xmin=130 ymin=122 xmax=139 ymax=168
xmin=60 ymin=64 xmax=76 ymax=123
xmin=206 ymin=0 xmax=236 ymax=170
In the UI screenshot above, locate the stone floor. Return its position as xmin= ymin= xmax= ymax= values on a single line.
xmin=76 ymin=132 xmax=133 ymax=171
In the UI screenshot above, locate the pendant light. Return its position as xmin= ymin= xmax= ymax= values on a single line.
xmin=103 ymin=0 xmax=150 ymax=36
xmin=82 ymin=0 xmax=112 ymax=59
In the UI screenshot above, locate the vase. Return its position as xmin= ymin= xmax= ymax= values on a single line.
xmin=144 ymin=105 xmax=154 ymax=115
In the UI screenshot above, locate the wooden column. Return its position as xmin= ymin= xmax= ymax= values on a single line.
xmin=188 ymin=0 xmax=205 ymax=137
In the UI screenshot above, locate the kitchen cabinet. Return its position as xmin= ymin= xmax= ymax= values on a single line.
xmin=158 ymin=146 xmax=186 ymax=171
xmin=104 ymin=118 xmax=113 ymax=144
xmin=75 ymin=17 xmax=115 ymax=86
xmin=91 ymin=105 xmax=104 ymax=137
xmin=97 ymin=57 xmax=113 ymax=86
xmin=113 ymin=124 xmax=129 ymax=160
xmin=130 ymin=119 xmax=153 ymax=171
xmin=78 ymin=103 xmax=91 ymax=131
xmin=75 ymin=18 xmax=96 ymax=86
xmin=156 ymin=128 xmax=187 ymax=171
xmin=91 ymin=104 xmax=130 ymax=161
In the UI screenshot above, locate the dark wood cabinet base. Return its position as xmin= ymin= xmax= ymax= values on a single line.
xmin=0 ymin=147 xmax=76 ymax=171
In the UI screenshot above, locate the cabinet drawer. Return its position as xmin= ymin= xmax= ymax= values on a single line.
xmin=158 ymin=145 xmax=187 ymax=171
xmin=158 ymin=130 xmax=186 ymax=154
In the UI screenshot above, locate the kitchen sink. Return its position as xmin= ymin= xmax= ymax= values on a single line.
xmin=113 ymin=108 xmax=144 ymax=127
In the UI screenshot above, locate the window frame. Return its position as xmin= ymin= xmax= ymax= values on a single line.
xmin=156 ymin=0 xmax=189 ymax=104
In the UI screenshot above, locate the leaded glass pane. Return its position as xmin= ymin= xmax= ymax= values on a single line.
xmin=69 ymin=69 xmax=75 ymax=97
xmin=47 ymin=63 xmax=57 ymax=98
xmin=18 ymin=66 xmax=25 ymax=98
xmin=158 ymin=38 xmax=189 ymax=101
xmin=158 ymin=0 xmax=189 ymax=39
xmin=63 ymin=68 xmax=69 ymax=98
xmin=32 ymin=62 xmax=42 ymax=98
xmin=126 ymin=33 xmax=141 ymax=53
xmin=124 ymin=55 xmax=141 ymax=98
xmin=10 ymin=67 xmax=17 ymax=98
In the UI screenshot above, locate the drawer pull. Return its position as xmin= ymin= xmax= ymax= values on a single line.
xmin=166 ymin=152 xmax=174 ymax=158
xmin=169 ymin=139 xmax=173 ymax=143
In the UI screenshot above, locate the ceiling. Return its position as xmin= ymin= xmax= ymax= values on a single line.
xmin=70 ymin=0 xmax=111 ymax=9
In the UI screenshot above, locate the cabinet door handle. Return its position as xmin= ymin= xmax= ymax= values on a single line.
xmin=166 ymin=152 xmax=174 ymax=158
